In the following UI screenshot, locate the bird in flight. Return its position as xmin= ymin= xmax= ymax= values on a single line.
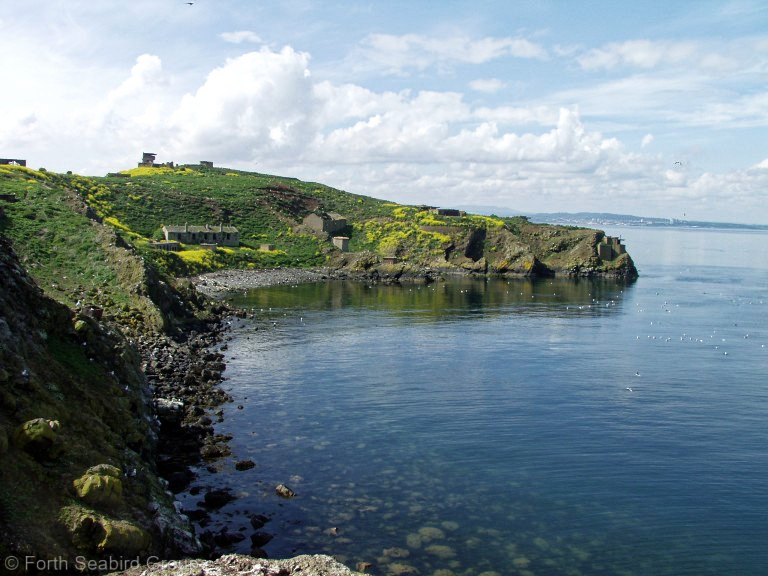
xmin=184 ymin=2 xmax=194 ymax=4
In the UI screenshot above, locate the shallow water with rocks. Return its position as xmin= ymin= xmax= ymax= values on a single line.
xmin=178 ymin=228 xmax=768 ymax=576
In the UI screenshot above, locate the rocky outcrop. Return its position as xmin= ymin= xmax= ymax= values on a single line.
xmin=72 ymin=464 xmax=124 ymax=508
xmin=0 ymin=235 xmax=200 ymax=566
xmin=323 ymin=220 xmax=637 ymax=282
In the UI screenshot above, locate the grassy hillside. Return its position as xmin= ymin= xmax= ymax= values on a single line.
xmin=0 ymin=165 xmax=214 ymax=333
xmin=0 ymin=167 xmax=207 ymax=565
xmin=1 ymin=162 xmax=636 ymax=287
xmin=7 ymin=163 xmax=632 ymax=280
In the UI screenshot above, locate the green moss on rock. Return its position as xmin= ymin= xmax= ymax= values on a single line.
xmin=61 ymin=505 xmax=150 ymax=556
xmin=12 ymin=418 xmax=59 ymax=459
xmin=73 ymin=465 xmax=124 ymax=507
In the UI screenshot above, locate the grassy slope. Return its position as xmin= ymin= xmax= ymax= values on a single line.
xmin=0 ymin=165 xmax=212 ymax=563
xmin=1 ymin=163 xmax=635 ymax=286
xmin=59 ymin=164 xmax=630 ymax=278
xmin=0 ymin=166 xmax=170 ymax=329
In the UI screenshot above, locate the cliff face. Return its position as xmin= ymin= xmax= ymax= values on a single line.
xmin=327 ymin=219 xmax=637 ymax=282
xmin=0 ymin=236 xmax=199 ymax=568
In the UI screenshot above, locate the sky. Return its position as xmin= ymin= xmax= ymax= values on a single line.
xmin=2 ymin=1 xmax=768 ymax=224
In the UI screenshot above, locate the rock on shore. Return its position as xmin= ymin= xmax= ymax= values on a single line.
xmin=193 ymin=268 xmax=332 ymax=298
xmin=109 ymin=553 xmax=365 ymax=576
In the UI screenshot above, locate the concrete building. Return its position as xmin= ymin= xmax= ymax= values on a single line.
xmin=162 ymin=223 xmax=240 ymax=247
xmin=0 ymin=158 xmax=27 ymax=167
xmin=332 ymin=236 xmax=349 ymax=252
xmin=303 ymin=212 xmax=347 ymax=235
xmin=597 ymin=236 xmax=626 ymax=260
xmin=139 ymin=152 xmax=174 ymax=169
xmin=429 ymin=207 xmax=465 ymax=217
xmin=150 ymin=241 xmax=181 ymax=251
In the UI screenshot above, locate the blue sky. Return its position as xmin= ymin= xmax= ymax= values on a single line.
xmin=2 ymin=0 xmax=768 ymax=223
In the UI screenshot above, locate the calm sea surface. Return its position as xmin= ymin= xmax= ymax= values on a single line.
xmin=179 ymin=227 xmax=768 ymax=575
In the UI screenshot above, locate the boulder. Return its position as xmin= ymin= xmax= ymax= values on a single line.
xmin=153 ymin=398 xmax=184 ymax=424
xmin=99 ymin=519 xmax=151 ymax=554
xmin=73 ymin=466 xmax=124 ymax=508
xmin=85 ymin=463 xmax=122 ymax=478
xmin=275 ymin=484 xmax=295 ymax=499
xmin=63 ymin=508 xmax=150 ymax=556
xmin=12 ymin=417 xmax=58 ymax=458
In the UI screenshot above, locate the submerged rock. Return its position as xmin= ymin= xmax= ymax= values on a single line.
xmin=235 ymin=458 xmax=256 ymax=471
xmin=203 ymin=488 xmax=236 ymax=509
xmin=250 ymin=530 xmax=273 ymax=547
xmin=249 ymin=514 xmax=271 ymax=530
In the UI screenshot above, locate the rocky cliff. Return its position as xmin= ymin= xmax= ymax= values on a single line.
xmin=0 ymin=235 xmax=200 ymax=571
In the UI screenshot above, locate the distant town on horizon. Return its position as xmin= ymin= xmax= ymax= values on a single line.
xmin=458 ymin=207 xmax=768 ymax=231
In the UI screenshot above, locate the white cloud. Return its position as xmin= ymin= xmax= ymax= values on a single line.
xmin=2 ymin=25 xmax=767 ymax=223
xmin=220 ymin=31 xmax=263 ymax=44
xmin=0 ymin=111 xmax=42 ymax=146
xmin=107 ymin=54 xmax=165 ymax=102
xmin=167 ymin=46 xmax=315 ymax=160
xmin=469 ymin=78 xmax=505 ymax=93
xmin=348 ymin=33 xmax=547 ymax=76
xmin=577 ymin=40 xmax=698 ymax=70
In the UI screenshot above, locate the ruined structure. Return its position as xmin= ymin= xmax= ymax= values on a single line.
xmin=138 ymin=152 xmax=174 ymax=169
xmin=332 ymin=236 xmax=350 ymax=252
xmin=303 ymin=212 xmax=347 ymax=235
xmin=162 ymin=223 xmax=239 ymax=247
xmin=597 ymin=236 xmax=626 ymax=260
xmin=429 ymin=207 xmax=465 ymax=217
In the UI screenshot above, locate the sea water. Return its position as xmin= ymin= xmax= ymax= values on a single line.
xmin=178 ymin=227 xmax=768 ymax=575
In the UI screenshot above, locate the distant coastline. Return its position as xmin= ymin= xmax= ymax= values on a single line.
xmin=457 ymin=206 xmax=768 ymax=231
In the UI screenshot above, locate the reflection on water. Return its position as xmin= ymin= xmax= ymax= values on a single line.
xmin=226 ymin=276 xmax=636 ymax=321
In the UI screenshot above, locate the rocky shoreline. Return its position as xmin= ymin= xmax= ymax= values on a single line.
xmin=193 ymin=268 xmax=335 ymax=299
xmin=110 ymin=553 xmax=365 ymax=575
xmin=120 ymin=268 xmax=372 ymax=575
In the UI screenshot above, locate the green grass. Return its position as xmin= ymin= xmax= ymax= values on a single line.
xmin=0 ymin=167 xmax=123 ymax=304
xmin=2 ymin=163 xmax=626 ymax=281
xmin=80 ymin=166 xmax=539 ymax=273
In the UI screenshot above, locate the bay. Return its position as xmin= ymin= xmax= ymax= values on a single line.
xmin=178 ymin=227 xmax=768 ymax=575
